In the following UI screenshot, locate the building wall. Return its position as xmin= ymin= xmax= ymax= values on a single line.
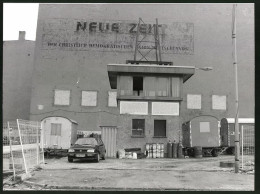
xmin=117 ymin=114 xmax=181 ymax=152
xmin=3 ymin=34 xmax=35 ymax=122
xmin=30 ymin=4 xmax=254 ymax=133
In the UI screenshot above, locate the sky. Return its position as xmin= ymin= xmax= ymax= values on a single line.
xmin=3 ymin=3 xmax=253 ymax=41
xmin=3 ymin=3 xmax=39 ymax=40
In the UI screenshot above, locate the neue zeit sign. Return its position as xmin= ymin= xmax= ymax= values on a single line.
xmin=41 ymin=19 xmax=194 ymax=54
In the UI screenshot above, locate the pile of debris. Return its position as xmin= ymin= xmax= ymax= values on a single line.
xmin=117 ymin=148 xmax=145 ymax=159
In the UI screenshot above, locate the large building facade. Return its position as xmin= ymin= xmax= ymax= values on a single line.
xmin=29 ymin=4 xmax=254 ymax=154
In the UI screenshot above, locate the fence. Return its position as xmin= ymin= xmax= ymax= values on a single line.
xmin=240 ymin=124 xmax=254 ymax=170
xmin=3 ymin=119 xmax=44 ymax=179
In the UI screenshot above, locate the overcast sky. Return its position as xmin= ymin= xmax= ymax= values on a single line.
xmin=3 ymin=3 xmax=39 ymax=40
xmin=3 ymin=3 xmax=253 ymax=41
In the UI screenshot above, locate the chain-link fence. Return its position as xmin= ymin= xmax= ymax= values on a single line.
xmin=241 ymin=124 xmax=254 ymax=171
xmin=3 ymin=119 xmax=44 ymax=179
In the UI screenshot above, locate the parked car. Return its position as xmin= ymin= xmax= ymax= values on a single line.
xmin=67 ymin=137 xmax=106 ymax=163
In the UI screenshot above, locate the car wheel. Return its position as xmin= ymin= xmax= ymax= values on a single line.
xmin=68 ymin=157 xmax=73 ymax=163
xmin=95 ymin=153 xmax=100 ymax=163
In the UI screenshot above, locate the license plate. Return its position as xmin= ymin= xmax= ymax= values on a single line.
xmin=76 ymin=154 xmax=85 ymax=157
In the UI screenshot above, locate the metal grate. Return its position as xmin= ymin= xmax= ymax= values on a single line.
xmin=241 ymin=124 xmax=254 ymax=171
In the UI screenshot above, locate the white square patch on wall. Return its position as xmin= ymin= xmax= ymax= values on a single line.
xmin=108 ymin=91 xmax=117 ymax=107
xmin=212 ymin=95 xmax=226 ymax=110
xmin=187 ymin=94 xmax=201 ymax=109
xmin=82 ymin=91 xmax=97 ymax=106
xmin=152 ymin=102 xmax=179 ymax=116
xmin=200 ymin=122 xmax=210 ymax=132
xmin=120 ymin=101 xmax=148 ymax=115
xmin=54 ymin=90 xmax=70 ymax=105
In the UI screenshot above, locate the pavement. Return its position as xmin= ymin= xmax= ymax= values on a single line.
xmin=3 ymin=155 xmax=254 ymax=191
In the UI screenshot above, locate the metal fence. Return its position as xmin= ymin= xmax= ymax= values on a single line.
xmin=240 ymin=124 xmax=254 ymax=170
xmin=3 ymin=119 xmax=44 ymax=179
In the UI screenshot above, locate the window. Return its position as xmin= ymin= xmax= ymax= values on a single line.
xmin=108 ymin=91 xmax=117 ymax=107
xmin=132 ymin=119 xmax=145 ymax=137
xmin=82 ymin=91 xmax=97 ymax=106
xmin=200 ymin=122 xmax=210 ymax=132
xmin=133 ymin=76 xmax=143 ymax=96
xmin=109 ymin=76 xmax=117 ymax=89
xmin=154 ymin=120 xmax=166 ymax=137
xmin=212 ymin=95 xmax=226 ymax=110
xmin=51 ymin=123 xmax=61 ymax=136
xmin=54 ymin=90 xmax=70 ymax=105
xmin=187 ymin=94 xmax=201 ymax=109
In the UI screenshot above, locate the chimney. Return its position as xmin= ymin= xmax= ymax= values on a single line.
xmin=19 ymin=31 xmax=26 ymax=40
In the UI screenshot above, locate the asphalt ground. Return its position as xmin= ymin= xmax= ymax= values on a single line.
xmin=3 ymin=155 xmax=254 ymax=191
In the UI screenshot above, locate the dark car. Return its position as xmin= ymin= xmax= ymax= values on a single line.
xmin=68 ymin=137 xmax=106 ymax=163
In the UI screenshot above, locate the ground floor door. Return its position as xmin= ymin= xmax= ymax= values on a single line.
xmin=101 ymin=126 xmax=117 ymax=158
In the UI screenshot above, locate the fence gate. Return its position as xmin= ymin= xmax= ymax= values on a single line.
xmin=241 ymin=124 xmax=254 ymax=170
xmin=101 ymin=126 xmax=117 ymax=158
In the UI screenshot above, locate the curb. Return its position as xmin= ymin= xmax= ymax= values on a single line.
xmin=20 ymin=182 xmax=251 ymax=191
xmin=23 ymin=180 xmax=48 ymax=188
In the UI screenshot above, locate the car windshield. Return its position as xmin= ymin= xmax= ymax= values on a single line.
xmin=74 ymin=138 xmax=98 ymax=145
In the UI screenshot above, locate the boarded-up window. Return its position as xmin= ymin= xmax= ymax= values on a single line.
xmin=154 ymin=120 xmax=166 ymax=137
xmin=51 ymin=123 xmax=62 ymax=136
xmin=54 ymin=90 xmax=70 ymax=105
xmin=171 ymin=77 xmax=180 ymax=97
xmin=108 ymin=91 xmax=117 ymax=107
xmin=152 ymin=102 xmax=179 ymax=116
xmin=187 ymin=94 xmax=201 ymax=109
xmin=119 ymin=76 xmax=133 ymax=96
xmin=200 ymin=122 xmax=210 ymax=133
xmin=120 ymin=101 xmax=148 ymax=115
xmin=132 ymin=119 xmax=145 ymax=136
xmin=212 ymin=95 xmax=226 ymax=110
xmin=82 ymin=91 xmax=97 ymax=106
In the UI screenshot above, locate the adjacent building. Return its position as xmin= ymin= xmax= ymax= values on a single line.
xmin=3 ymin=31 xmax=35 ymax=122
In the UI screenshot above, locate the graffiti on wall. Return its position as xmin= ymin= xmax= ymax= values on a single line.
xmin=41 ymin=19 xmax=194 ymax=54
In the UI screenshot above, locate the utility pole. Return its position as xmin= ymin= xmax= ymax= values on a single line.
xmin=232 ymin=4 xmax=240 ymax=173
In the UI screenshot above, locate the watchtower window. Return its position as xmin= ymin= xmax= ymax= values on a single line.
xmin=133 ymin=76 xmax=143 ymax=96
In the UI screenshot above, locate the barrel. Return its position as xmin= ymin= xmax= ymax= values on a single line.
xmin=152 ymin=151 xmax=156 ymax=158
xmin=177 ymin=143 xmax=184 ymax=158
xmin=172 ymin=143 xmax=178 ymax=158
xmin=167 ymin=142 xmax=173 ymax=158
xmin=160 ymin=150 xmax=164 ymax=158
xmin=148 ymin=150 xmax=151 ymax=158
xmin=156 ymin=143 xmax=160 ymax=150
xmin=149 ymin=144 xmax=153 ymax=150
xmin=152 ymin=143 xmax=157 ymax=150
xmin=160 ymin=143 xmax=164 ymax=150
xmin=145 ymin=143 xmax=150 ymax=151
xmin=194 ymin=146 xmax=203 ymax=158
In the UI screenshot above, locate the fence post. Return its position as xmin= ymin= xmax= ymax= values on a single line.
xmin=36 ymin=122 xmax=39 ymax=165
xmin=41 ymin=122 xmax=45 ymax=165
xmin=17 ymin=119 xmax=28 ymax=174
xmin=241 ymin=125 xmax=244 ymax=169
xmin=7 ymin=122 xmax=16 ymax=181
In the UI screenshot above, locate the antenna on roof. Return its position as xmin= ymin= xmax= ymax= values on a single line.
xmin=126 ymin=18 xmax=173 ymax=66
